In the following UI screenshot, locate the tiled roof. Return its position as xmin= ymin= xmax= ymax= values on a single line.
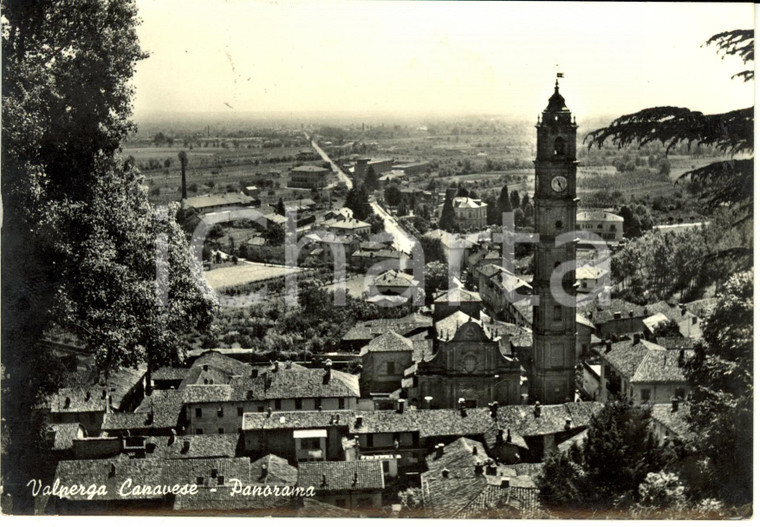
xmin=412 ymin=340 xmax=435 ymax=363
xmin=48 ymin=366 xmax=146 ymax=414
xmin=250 ymin=454 xmax=299 ymax=486
xmin=152 ymin=367 xmax=189 ymax=382
xmin=298 ymin=460 xmax=385 ymax=492
xmin=650 ymin=402 xmax=693 ymax=439
xmin=630 ymin=348 xmax=693 ymax=383
xmin=374 ymin=269 xmax=419 ymax=288
xmin=655 ymin=336 xmax=695 ymax=350
xmin=581 ymin=298 xmax=644 ymax=324
xmin=184 ymin=368 xmax=360 ymax=404
xmin=603 ymin=339 xmax=662 ymax=379
xmin=452 ymin=197 xmax=486 ymax=209
xmin=421 ymin=437 xmax=540 ymax=518
xmin=363 ymin=331 xmax=414 ymax=352
xmin=434 ymin=288 xmax=482 ymax=303
xmin=342 ymin=325 xmax=376 ymax=342
xmin=138 ymin=433 xmax=239 ymax=460
xmin=100 ymin=389 xmax=186 ymax=432
xmin=48 ymin=423 xmax=85 ymax=451
xmin=643 ymin=313 xmax=670 ymax=333
xmin=54 ymin=457 xmax=255 ymax=501
xmin=299 ymin=498 xmax=362 ymax=517
xmin=184 ymin=193 xmax=254 ymax=210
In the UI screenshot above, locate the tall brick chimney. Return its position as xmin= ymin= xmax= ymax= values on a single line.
xmin=178 ymin=151 xmax=188 ymax=201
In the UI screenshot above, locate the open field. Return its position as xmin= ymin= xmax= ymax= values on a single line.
xmin=204 ymin=261 xmax=305 ymax=289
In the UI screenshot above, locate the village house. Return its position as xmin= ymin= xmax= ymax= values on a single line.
xmin=184 ymin=193 xmax=256 ymax=215
xmin=297 ymin=460 xmax=385 ymax=511
xmin=433 ymin=288 xmax=483 ymax=321
xmin=183 ymin=361 xmax=360 ymax=436
xmin=575 ymin=209 xmax=624 ymax=242
xmin=452 ymin=197 xmax=488 ymax=231
xmin=599 ymin=335 xmax=693 ymax=405
xmin=341 ymin=313 xmax=433 ymax=351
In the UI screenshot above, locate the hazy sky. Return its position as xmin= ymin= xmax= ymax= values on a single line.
xmin=132 ymin=1 xmax=754 ymax=121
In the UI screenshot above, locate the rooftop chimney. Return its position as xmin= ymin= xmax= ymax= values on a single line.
xmin=321 ymin=474 xmax=328 ymax=487
xmin=181 ymin=440 xmax=190 ymax=454
xmin=489 ymin=401 xmax=499 ymax=419
xmin=435 ymin=443 xmax=445 ymax=459
xmin=102 ymin=389 xmax=107 ymax=400
xmin=146 ymin=412 xmax=154 ymax=425
xmin=286 ymin=360 xmax=292 ymax=370
xmin=671 ymin=396 xmax=679 ymax=413
xmin=273 ymin=362 xmax=279 ymax=373
xmin=534 ymin=401 xmax=542 ymax=418
xmin=605 ymin=340 xmax=612 ymax=352
xmin=633 ymin=333 xmax=641 ymax=345
xmin=441 ymin=468 xmax=450 ymax=478
xmin=460 ymin=407 xmax=468 ymax=418
xmin=678 ymin=348 xmax=685 ymax=367
xmin=109 ymin=463 xmax=116 ymax=478
xmin=614 ymin=312 xmax=621 ymax=319
xmin=261 ymin=464 xmax=268 ymax=479
xmin=397 ymin=399 xmax=406 ymax=414
xmin=629 ymin=311 xmax=634 ymax=318
xmin=250 ymin=369 xmax=258 ymax=378
xmin=472 ymin=446 xmax=478 ymax=456
xmin=352 ymin=472 xmax=359 ymax=486
xmin=168 ymin=429 xmax=176 ymax=445
xmin=85 ymin=391 xmax=91 ymax=401
xmin=506 ymin=429 xmax=512 ymax=444
xmin=203 ymin=364 xmax=209 ymax=371
xmin=564 ymin=417 xmax=572 ymax=431
xmin=266 ymin=407 xmax=272 ymax=417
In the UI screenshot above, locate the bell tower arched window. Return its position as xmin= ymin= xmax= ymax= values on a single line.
xmin=553 ymin=137 xmax=566 ymax=156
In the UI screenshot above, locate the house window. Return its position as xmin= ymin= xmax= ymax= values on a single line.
xmin=275 ymin=400 xmax=281 ymax=410
xmin=196 ymin=477 xmax=204 ymax=485
xmin=386 ymin=362 xmax=395 ymax=375
xmin=336 ymin=499 xmax=347 ymax=508
xmin=195 ymin=408 xmax=202 ymax=418
xmin=553 ymin=305 xmax=562 ymax=321
xmin=641 ymin=389 xmax=651 ymax=402
xmin=675 ymin=388 xmax=685 ymax=399
xmin=258 ymin=406 xmax=264 ymax=412
xmin=218 ymin=428 xmax=225 ymax=434
xmin=367 ymin=435 xmax=374 ymax=447
xmin=315 ymin=398 xmax=322 ymax=409
xmin=295 ymin=399 xmax=302 ymax=410
xmin=339 ymin=398 xmax=345 ymax=409
xmin=196 ymin=428 xmax=203 ymax=435
xmin=610 ymin=225 xmax=616 ymax=231
xmin=218 ymin=476 xmax=225 ymax=485
xmin=217 ymin=407 xmax=224 ymax=417
xmin=237 ymin=407 xmax=244 ymax=417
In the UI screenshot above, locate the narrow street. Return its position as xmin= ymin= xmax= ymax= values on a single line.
xmin=305 ymin=132 xmax=353 ymax=190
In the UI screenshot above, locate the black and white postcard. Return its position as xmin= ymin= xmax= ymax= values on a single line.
xmin=1 ymin=0 xmax=754 ymax=520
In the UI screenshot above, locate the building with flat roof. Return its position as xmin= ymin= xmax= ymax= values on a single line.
xmin=289 ymin=165 xmax=331 ymax=189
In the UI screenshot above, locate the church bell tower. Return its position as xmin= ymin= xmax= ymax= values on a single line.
xmin=530 ymin=79 xmax=578 ymax=404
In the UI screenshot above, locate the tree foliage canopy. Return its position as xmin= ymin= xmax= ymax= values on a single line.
xmin=585 ymin=29 xmax=754 ymax=223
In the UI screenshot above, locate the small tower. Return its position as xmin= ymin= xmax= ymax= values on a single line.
xmin=530 ymin=79 xmax=578 ymax=404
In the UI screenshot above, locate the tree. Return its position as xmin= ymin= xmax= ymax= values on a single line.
xmin=538 ymin=400 xmax=670 ymax=512
xmin=264 ymin=222 xmax=285 ymax=246
xmin=510 ymin=190 xmax=521 ymax=211
xmin=439 ymin=194 xmax=456 ymax=231
xmin=419 ymin=236 xmax=447 ymax=264
xmin=497 ymin=184 xmax=513 ymax=219
xmin=587 ymin=30 xmax=753 ymax=226
xmin=368 ymin=213 xmax=385 ymax=234
xmin=345 ymin=185 xmax=372 ymax=221
xmin=384 ymin=184 xmax=403 ymax=206
xmin=275 ymin=197 xmax=286 ymax=216
xmin=619 ymin=205 xmax=642 ymax=238
xmin=521 ymin=193 xmax=530 ymax=210
xmin=652 ymin=319 xmax=681 ymax=338
xmin=423 ymin=261 xmax=449 ymax=303
xmin=456 ymin=186 xmax=469 ymax=198
xmin=684 ymin=270 xmax=752 ymax=508
xmin=2 ymin=0 xmax=214 ymax=510
xmin=364 ymin=166 xmax=378 ymax=191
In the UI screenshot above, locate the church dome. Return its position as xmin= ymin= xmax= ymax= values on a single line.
xmin=546 ymin=82 xmax=569 ymax=112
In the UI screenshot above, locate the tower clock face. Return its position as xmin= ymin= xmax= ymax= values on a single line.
xmin=551 ymin=176 xmax=568 ymax=193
